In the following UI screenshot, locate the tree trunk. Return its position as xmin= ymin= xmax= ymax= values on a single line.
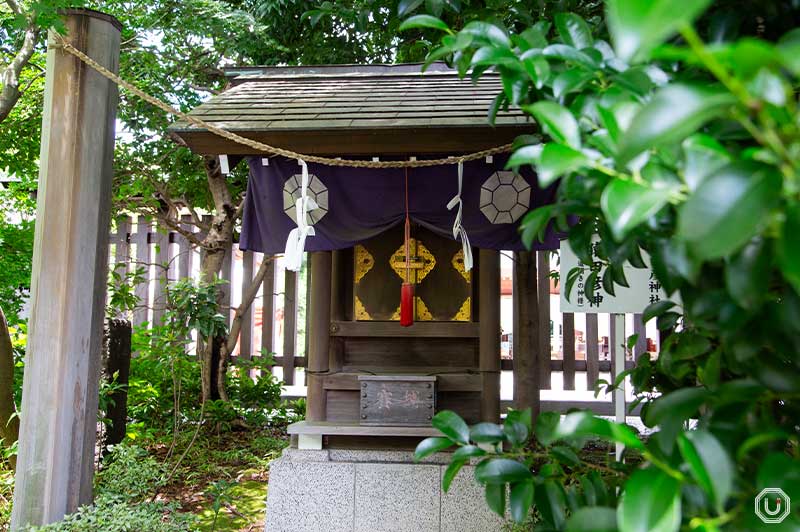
xmin=103 ymin=319 xmax=132 ymax=452
xmin=0 ymin=307 xmax=20 ymax=470
xmin=197 ymin=156 xmax=236 ymax=403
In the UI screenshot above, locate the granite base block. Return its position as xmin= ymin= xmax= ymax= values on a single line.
xmin=264 ymin=449 xmax=506 ymax=532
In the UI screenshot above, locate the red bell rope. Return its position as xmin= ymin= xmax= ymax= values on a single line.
xmin=400 ymin=168 xmax=414 ymax=327
xmin=404 ymin=168 xmax=410 ymax=283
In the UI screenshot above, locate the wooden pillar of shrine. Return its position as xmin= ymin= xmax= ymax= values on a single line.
xmin=513 ymin=250 xmax=541 ymax=419
xmin=479 ymin=249 xmax=501 ymax=422
xmin=307 ymin=251 xmax=332 ymax=422
xmin=12 ymin=9 xmax=121 ymax=529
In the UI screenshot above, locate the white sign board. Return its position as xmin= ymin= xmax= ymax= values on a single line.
xmin=559 ymin=240 xmax=668 ymax=314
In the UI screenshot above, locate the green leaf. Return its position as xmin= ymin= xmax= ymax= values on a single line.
xmin=778 ymin=28 xmax=800 ymax=76
xmin=475 ymin=458 xmax=533 ymax=484
xmin=618 ymin=468 xmax=681 ymax=532
xmin=471 ymin=45 xmax=519 ymax=67
xmin=544 ymin=411 xmax=644 ymax=450
xmin=469 ymin=422 xmax=505 ymax=444
xmin=678 ymin=162 xmax=782 ymax=260
xmin=462 ymin=21 xmax=511 ymax=48
xmin=757 ymin=452 xmax=800 ymax=502
xmin=606 ymin=0 xmax=713 ymax=62
xmin=535 ymin=480 xmax=567 ymax=529
xmin=535 ymin=144 xmax=590 ymax=187
xmin=520 ymin=205 xmax=553 ymax=248
xmin=432 ymin=410 xmax=470 ymax=444
xmin=509 ymin=481 xmax=534 ymax=523
xmin=601 ymin=179 xmax=672 ymax=241
xmin=501 ymin=68 xmax=527 ymax=105
xmin=644 ymin=387 xmax=709 ymax=428
xmin=398 ymin=0 xmax=423 ymax=16
xmin=414 ymin=437 xmax=453 ymax=461
xmin=399 ymin=15 xmax=451 ymax=32
xmin=520 ymin=52 xmax=550 ymax=89
xmin=553 ymin=69 xmax=594 ymax=99
xmin=485 ymin=482 xmax=506 ymax=517
xmin=550 ymin=446 xmax=581 ymax=467
xmin=613 ymin=67 xmax=655 ymax=95
xmin=452 ymin=444 xmax=487 ymax=461
xmin=681 ymin=134 xmax=731 ymax=191
xmin=535 ymin=411 xmax=561 ymax=443
xmin=778 ymin=202 xmax=800 ymax=295
xmin=566 ymin=507 xmax=618 ymax=532
xmin=519 ymin=27 xmax=548 ymax=49
xmin=748 ymin=68 xmax=788 ymax=107
xmin=525 ymin=101 xmax=582 ymax=149
xmin=425 ymin=0 xmax=444 ymax=17
xmin=504 ymin=413 xmax=530 ymax=447
xmin=543 ymin=43 xmax=600 ymax=69
xmin=725 ymin=237 xmax=771 ymax=309
xmin=442 ymin=459 xmax=466 ymax=492
xmin=507 ymin=144 xmax=543 ymax=169
xmin=618 ymin=84 xmax=737 ymax=165
xmin=677 ymin=430 xmax=734 ymax=514
xmin=729 ymin=38 xmax=782 ymax=80
xmin=555 ymin=13 xmax=594 ymax=49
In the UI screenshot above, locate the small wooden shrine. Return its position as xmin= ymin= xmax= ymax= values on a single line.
xmin=170 ymin=63 xmax=552 ymax=532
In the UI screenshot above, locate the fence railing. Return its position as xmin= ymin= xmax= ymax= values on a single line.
xmin=109 ymin=215 xmax=657 ymax=413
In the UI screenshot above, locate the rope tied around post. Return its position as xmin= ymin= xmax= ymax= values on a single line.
xmin=51 ymin=35 xmax=514 ymax=169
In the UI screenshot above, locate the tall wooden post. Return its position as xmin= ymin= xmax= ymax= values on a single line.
xmin=512 ymin=251 xmax=540 ymax=419
xmin=479 ymin=249 xmax=501 ymax=422
xmin=12 ymin=9 xmax=121 ymax=529
xmin=306 ymin=251 xmax=332 ymax=422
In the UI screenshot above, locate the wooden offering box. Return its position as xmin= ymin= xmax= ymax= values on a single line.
xmin=358 ymin=375 xmax=437 ymax=426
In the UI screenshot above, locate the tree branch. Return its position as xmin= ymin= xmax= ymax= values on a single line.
xmin=0 ymin=19 xmax=40 ymax=123
xmin=225 ymin=255 xmax=276 ymax=355
xmin=180 ymin=196 xmax=210 ymax=232
xmin=4 ymin=0 xmax=21 ymax=15
xmin=156 ymin=212 xmax=207 ymax=248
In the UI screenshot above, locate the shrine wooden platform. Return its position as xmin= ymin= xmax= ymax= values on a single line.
xmin=288 ymin=421 xmax=442 ymax=450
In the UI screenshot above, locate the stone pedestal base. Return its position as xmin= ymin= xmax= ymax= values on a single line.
xmin=264 ymin=448 xmax=505 ymax=532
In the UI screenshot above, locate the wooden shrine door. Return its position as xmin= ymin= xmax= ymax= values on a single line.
xmin=353 ymin=224 xmax=472 ymax=321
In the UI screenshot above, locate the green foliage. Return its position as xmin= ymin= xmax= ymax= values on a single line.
xmin=204 ymin=479 xmax=235 ymax=531
xmin=0 ymin=217 xmax=33 ymax=324
xmin=106 ymin=264 xmax=146 ymax=318
xmin=96 ymin=444 xmax=166 ymax=502
xmin=405 ymin=0 xmax=800 ymax=530
xmin=23 ymin=444 xmax=195 ymax=532
xmin=23 ymin=495 xmax=195 ymax=532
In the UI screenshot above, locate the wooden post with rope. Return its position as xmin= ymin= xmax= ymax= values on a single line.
xmin=11 ymin=9 xmax=121 ymax=529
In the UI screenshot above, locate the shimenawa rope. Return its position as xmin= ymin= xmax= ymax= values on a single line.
xmin=52 ymin=35 xmax=514 ymax=169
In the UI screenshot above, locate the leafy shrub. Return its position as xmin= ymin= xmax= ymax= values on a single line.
xmin=23 ymin=444 xmax=194 ymax=532
xmin=226 ymin=356 xmax=282 ymax=411
xmin=402 ymin=0 xmax=800 ymax=530
xmin=24 ymin=495 xmax=195 ymax=532
xmin=96 ymin=444 xmax=165 ymax=502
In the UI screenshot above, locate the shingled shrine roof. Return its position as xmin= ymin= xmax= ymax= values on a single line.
xmin=168 ymin=63 xmax=532 ymax=156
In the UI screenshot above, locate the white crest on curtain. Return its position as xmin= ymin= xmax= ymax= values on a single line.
xmin=283 ymin=160 xmax=317 ymax=272
xmin=479 ymin=171 xmax=531 ymax=224
xmin=446 ymin=161 xmax=473 ymax=271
